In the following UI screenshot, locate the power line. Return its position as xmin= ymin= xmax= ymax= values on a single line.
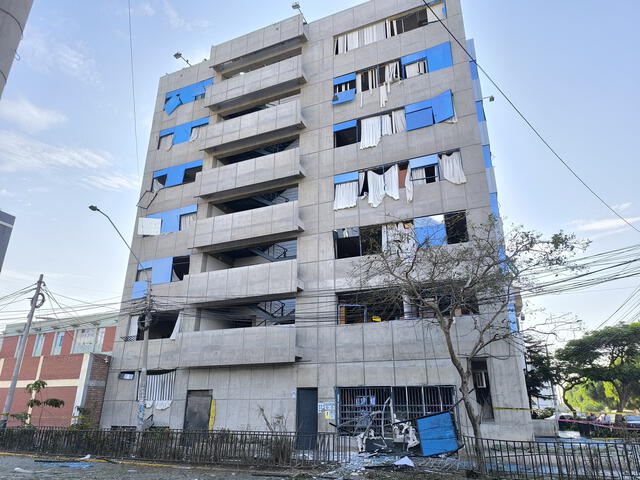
xmin=127 ymin=0 xmax=141 ymax=176
xmin=422 ymin=0 xmax=640 ymax=235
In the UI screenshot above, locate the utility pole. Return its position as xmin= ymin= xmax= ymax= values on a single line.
xmin=0 ymin=274 xmax=45 ymax=428
xmin=88 ymin=205 xmax=152 ymax=432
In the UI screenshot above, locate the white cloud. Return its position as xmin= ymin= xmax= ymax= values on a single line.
xmin=0 ymin=188 xmax=13 ymax=197
xmin=132 ymin=2 xmax=155 ymax=16
xmin=0 ymin=130 xmax=112 ymax=173
xmin=569 ymin=217 xmax=640 ymax=232
xmin=0 ymin=98 xmax=67 ymax=132
xmin=20 ymin=29 xmax=101 ymax=86
xmin=613 ymin=202 xmax=632 ymax=212
xmin=82 ymin=172 xmax=140 ymax=191
xmin=162 ymin=1 xmax=210 ymax=31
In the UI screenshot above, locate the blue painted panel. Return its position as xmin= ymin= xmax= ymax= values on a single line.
xmin=409 ymin=154 xmax=439 ymax=169
xmin=406 ymin=107 xmax=434 ymax=131
xmin=152 ymin=160 xmax=203 ymax=188
xmin=508 ymin=303 xmax=519 ymax=332
xmin=148 ymin=204 xmax=197 ymax=234
xmin=333 ymin=119 xmax=357 ymax=132
xmin=159 ymin=117 xmax=209 ymax=146
xmin=414 ymin=215 xmax=446 ymax=246
xmin=469 ymin=60 xmax=479 ymax=80
xmin=401 ymin=49 xmax=428 ymax=66
xmin=482 ymin=145 xmax=492 ymax=168
xmin=333 ymin=72 xmax=356 ymax=85
xmin=131 ymin=281 xmax=147 ymax=300
xmin=490 ymin=192 xmax=500 ymax=219
xmin=334 ymin=171 xmax=359 ymax=184
xmin=164 ymin=79 xmax=214 ymax=115
xmin=333 ymin=89 xmax=356 ymax=105
xmin=432 ymin=90 xmax=455 ymax=123
xmin=426 ymin=42 xmax=453 ymax=72
xmin=416 ymin=411 xmax=459 ymax=457
xmin=475 ymin=100 xmax=486 ymax=122
xmin=405 ymin=98 xmax=433 ymax=114
xmin=151 ymin=257 xmax=174 ymax=284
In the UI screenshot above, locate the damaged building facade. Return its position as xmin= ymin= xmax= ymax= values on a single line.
xmin=102 ymin=0 xmax=533 ymax=440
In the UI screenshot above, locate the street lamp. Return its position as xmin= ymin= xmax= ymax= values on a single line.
xmin=173 ymin=52 xmax=191 ymax=66
xmin=89 ymin=205 xmax=151 ymax=432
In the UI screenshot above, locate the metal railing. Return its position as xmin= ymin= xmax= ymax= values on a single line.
xmin=0 ymin=428 xmax=351 ymax=468
xmin=460 ymin=436 xmax=640 ymax=479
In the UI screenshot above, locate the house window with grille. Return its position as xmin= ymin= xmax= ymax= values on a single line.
xmin=336 ymin=385 xmax=455 ymax=435
xmin=138 ymin=370 xmax=176 ymax=401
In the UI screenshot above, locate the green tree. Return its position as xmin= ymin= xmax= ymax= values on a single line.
xmin=24 ymin=379 xmax=65 ymax=426
xmin=524 ymin=335 xmax=556 ymax=410
xmin=556 ymin=323 xmax=640 ymax=416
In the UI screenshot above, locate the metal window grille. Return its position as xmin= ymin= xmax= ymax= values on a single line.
xmin=336 ymin=385 xmax=455 ymax=436
xmin=139 ymin=370 xmax=176 ymax=401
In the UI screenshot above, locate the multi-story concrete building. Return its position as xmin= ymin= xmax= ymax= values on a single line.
xmin=0 ymin=0 xmax=34 ymax=98
xmin=0 ymin=210 xmax=15 ymax=272
xmin=103 ymin=0 xmax=533 ymax=440
xmin=0 ymin=314 xmax=117 ymax=427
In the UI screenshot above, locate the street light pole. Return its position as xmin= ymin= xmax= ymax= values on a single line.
xmin=0 ymin=274 xmax=45 ymax=428
xmin=89 ymin=205 xmax=151 ymax=432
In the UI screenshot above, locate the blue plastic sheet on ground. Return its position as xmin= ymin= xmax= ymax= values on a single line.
xmin=37 ymin=462 xmax=93 ymax=468
xmin=415 ymin=411 xmax=461 ymax=457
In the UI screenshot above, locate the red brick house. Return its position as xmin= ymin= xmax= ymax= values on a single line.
xmin=0 ymin=313 xmax=117 ymax=427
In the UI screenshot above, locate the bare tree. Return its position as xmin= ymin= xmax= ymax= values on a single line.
xmin=351 ymin=215 xmax=586 ymax=442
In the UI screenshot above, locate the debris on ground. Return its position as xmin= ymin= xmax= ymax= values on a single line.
xmin=393 ymin=457 xmax=414 ymax=468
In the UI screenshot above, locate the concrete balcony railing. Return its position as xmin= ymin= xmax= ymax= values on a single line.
xmin=203 ymin=99 xmax=305 ymax=155
xmin=211 ymin=14 xmax=307 ymax=78
xmin=186 ymin=259 xmax=301 ymax=306
xmin=193 ymin=201 xmax=303 ymax=253
xmin=206 ymin=56 xmax=306 ymax=115
xmin=195 ymin=148 xmax=304 ymax=202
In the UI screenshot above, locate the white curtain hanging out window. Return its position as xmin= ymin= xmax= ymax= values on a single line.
xmin=391 ymin=109 xmax=406 ymax=134
xmin=384 ymin=164 xmax=400 ymax=200
xmin=381 ymin=113 xmax=393 ymax=136
xmin=334 ymin=181 xmax=359 ymax=210
xmin=346 ymin=30 xmax=359 ymax=51
xmin=335 ymin=34 xmax=347 ymax=54
xmin=367 ymin=170 xmax=386 ymax=207
xmin=362 ymin=25 xmax=377 ymax=45
xmin=360 ymin=116 xmax=382 ymax=149
xmin=439 ymin=151 xmax=467 ymax=184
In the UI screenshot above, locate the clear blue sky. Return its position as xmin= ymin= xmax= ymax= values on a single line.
xmin=0 ymin=1 xmax=638 ymax=335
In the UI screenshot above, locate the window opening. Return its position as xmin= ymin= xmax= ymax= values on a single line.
xmin=72 ymin=328 xmax=103 ymax=354
xmin=171 ymin=256 xmax=190 ymax=281
xmin=136 ymin=268 xmax=151 ymax=283
xmin=51 ymin=331 xmax=64 ymax=355
xmin=136 ymin=311 xmax=180 ymax=341
xmin=32 ymin=334 xmax=44 ymax=357
xmin=337 ymin=289 xmax=403 ymax=324
xmin=334 ymin=226 xmax=382 ymax=259
xmin=471 ymin=359 xmax=494 ymax=420
xmin=179 ymin=212 xmax=197 ymax=231
xmin=218 ymin=138 xmax=298 ymax=165
xmin=182 ymin=166 xmax=202 ymax=184
xmin=138 ymin=370 xmax=175 ymax=401
xmin=119 ymin=371 xmax=135 ymax=380
xmin=444 ymin=211 xmax=468 ymax=244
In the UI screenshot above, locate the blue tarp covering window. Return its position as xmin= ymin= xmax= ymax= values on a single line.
xmin=333 ymin=119 xmax=357 ymax=132
xmin=490 ymin=192 xmax=500 ymax=219
xmin=405 ymin=90 xmax=453 ymax=130
xmin=508 ymin=303 xmax=519 ymax=332
xmin=153 ymin=159 xmax=203 ymax=188
xmin=414 ymin=215 xmax=447 ymax=246
xmin=148 ymin=205 xmax=197 ymax=234
xmin=426 ymin=42 xmax=453 ymax=72
xmin=406 ymin=107 xmax=434 ymax=130
xmin=164 ymin=78 xmax=214 ymax=115
xmin=415 ymin=411 xmax=460 ymax=457
xmin=334 ymin=171 xmax=359 ymax=184
xmin=333 ymin=72 xmax=356 ymax=85
xmin=132 ymin=256 xmax=179 ymax=299
xmin=333 ymin=89 xmax=356 ymax=105
xmin=432 ymin=90 xmax=455 ymax=123
xmin=482 ymin=145 xmax=492 ymax=168
xmin=409 ymin=154 xmax=439 ymax=170
xmin=131 ymin=281 xmax=147 ymax=300
xmin=476 ymin=101 xmax=486 ymax=122
xmin=469 ymin=60 xmax=479 ymax=80
xmin=159 ymin=117 xmax=209 ymax=146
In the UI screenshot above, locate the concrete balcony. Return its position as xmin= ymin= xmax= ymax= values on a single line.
xmin=193 ymin=201 xmax=303 ymax=253
xmin=211 ymin=15 xmax=307 ymax=78
xmin=203 ymin=99 xmax=305 ymax=156
xmin=118 ymin=326 xmax=296 ymax=371
xmin=206 ymin=56 xmax=306 ymax=116
xmin=186 ymin=259 xmax=301 ymax=306
xmin=195 ymin=148 xmax=304 ymax=202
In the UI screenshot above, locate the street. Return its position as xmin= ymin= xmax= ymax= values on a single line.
xmin=0 ymin=455 xmax=297 ymax=479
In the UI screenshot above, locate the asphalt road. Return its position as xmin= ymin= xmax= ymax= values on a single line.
xmin=0 ymin=455 xmax=297 ymax=479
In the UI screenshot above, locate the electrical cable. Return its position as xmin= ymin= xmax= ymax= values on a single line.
xmin=421 ymin=0 xmax=640 ymax=235
xmin=127 ymin=0 xmax=141 ymax=177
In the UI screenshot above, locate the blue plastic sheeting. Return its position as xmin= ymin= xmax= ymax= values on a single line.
xmin=405 ymin=98 xmax=433 ymax=114
xmin=153 ymin=159 xmax=203 ymax=188
xmin=426 ymin=42 xmax=453 ymax=72
xmin=333 ymin=89 xmax=356 ymax=105
xmin=416 ymin=411 xmax=460 ymax=457
xmin=508 ymin=302 xmax=519 ymax=332
xmin=401 ymin=49 xmax=428 ymax=67
xmin=409 ymin=154 xmax=439 ymax=170
xmin=469 ymin=60 xmax=479 ymax=80
xmin=482 ymin=145 xmax=492 ymax=168
xmin=334 ymin=171 xmax=359 ymax=184
xmin=131 ymin=280 xmax=147 ymax=299
xmin=476 ymin=100 xmax=486 ymax=122
xmin=431 ymin=90 xmax=455 ymax=123
xmin=406 ymin=107 xmax=434 ymax=131
xmin=333 ymin=119 xmax=357 ymax=132
xmin=159 ymin=117 xmax=209 ymax=146
xmin=132 ymin=257 xmax=178 ymax=292
xmin=333 ymin=72 xmax=356 ymax=85
xmin=489 ymin=192 xmax=500 ymax=219
xmin=148 ymin=204 xmax=197 ymax=234
xmin=414 ymin=215 xmax=447 ymax=246
xmin=164 ymin=78 xmax=214 ymax=115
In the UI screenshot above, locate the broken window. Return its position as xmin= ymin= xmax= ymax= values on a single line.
xmin=334 ymin=226 xmax=382 ymax=259
xmin=386 ymin=6 xmax=435 ymax=39
xmin=409 ymin=155 xmax=439 ymax=185
xmin=152 ymin=175 xmax=167 ymax=192
xmin=182 ymin=165 xmax=202 ymax=184
xmin=418 ymin=293 xmax=479 ymax=318
xmin=337 ymin=289 xmax=403 ymax=324
xmin=171 ymin=256 xmax=190 ymax=281
xmin=414 ymin=211 xmax=468 ymax=247
xmin=336 ymin=385 xmax=455 ymax=435
xmin=334 ymin=120 xmax=359 ymax=147
xmin=71 ymin=328 xmax=105 ymax=354
xmin=158 ymin=133 xmax=173 ymax=150
xmin=179 ymin=212 xmax=197 ymax=231
xmin=471 ymin=359 xmax=494 ymax=420
xmin=136 ymin=268 xmax=152 ymax=282
xmin=444 ymin=211 xmax=468 ymax=244
xmin=119 ymin=371 xmax=135 ymax=380
xmin=136 ymin=311 xmax=180 ymax=341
